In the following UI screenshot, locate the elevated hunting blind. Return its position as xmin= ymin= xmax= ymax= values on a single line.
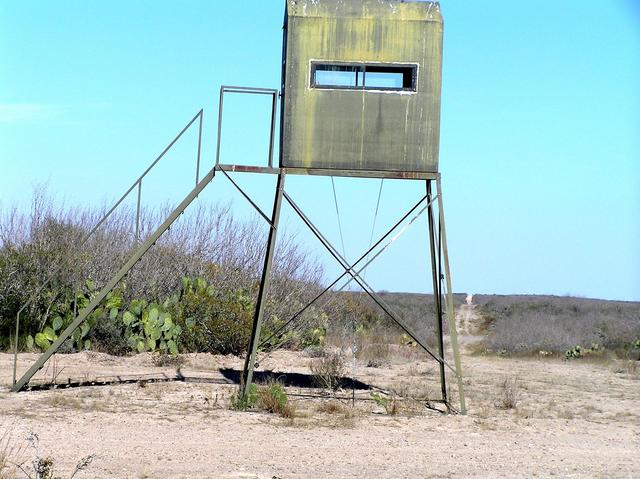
xmin=282 ymin=0 xmax=443 ymax=175
xmin=12 ymin=0 xmax=466 ymax=415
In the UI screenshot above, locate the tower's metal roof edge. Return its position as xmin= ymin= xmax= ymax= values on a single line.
xmin=286 ymin=0 xmax=442 ymax=22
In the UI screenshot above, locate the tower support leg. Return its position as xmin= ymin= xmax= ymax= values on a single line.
xmin=436 ymin=176 xmax=466 ymax=414
xmin=427 ymin=180 xmax=447 ymax=404
xmin=240 ymin=172 xmax=286 ymax=399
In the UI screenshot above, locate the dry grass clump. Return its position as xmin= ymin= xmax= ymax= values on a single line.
xmin=316 ymin=400 xmax=347 ymax=415
xmin=494 ymin=377 xmax=519 ymax=410
xmin=312 ymin=401 xmax=359 ymax=428
xmin=358 ymin=342 xmax=391 ymax=368
xmin=309 ymin=351 xmax=346 ymax=391
xmin=46 ymin=394 xmax=83 ymax=410
xmin=614 ymin=360 xmax=639 ymax=378
xmin=150 ymin=353 xmax=186 ymax=368
xmin=1 ymin=427 xmax=24 ymax=479
xmin=0 ymin=430 xmax=95 ymax=479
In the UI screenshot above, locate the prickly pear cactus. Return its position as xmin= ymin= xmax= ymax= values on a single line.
xmin=123 ymin=301 xmax=182 ymax=356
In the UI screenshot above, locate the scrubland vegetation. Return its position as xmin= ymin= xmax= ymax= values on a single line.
xmin=474 ymin=294 xmax=640 ymax=359
xmin=0 ymin=190 xmax=638 ymax=477
xmin=0 ymin=191 xmax=410 ymax=360
xmin=0 ymin=191 xmax=638 ymax=367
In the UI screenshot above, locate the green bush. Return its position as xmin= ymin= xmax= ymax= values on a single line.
xmin=1 ymin=193 xmax=325 ymax=356
xmin=29 ymin=280 xmax=102 ymax=353
xmin=565 ymin=343 xmax=603 ymax=360
xmin=230 ymin=383 xmax=258 ymax=411
xmin=172 ymin=277 xmax=254 ymax=355
xmin=257 ymin=381 xmax=293 ymax=417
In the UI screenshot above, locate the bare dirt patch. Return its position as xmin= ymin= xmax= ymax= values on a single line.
xmin=1 ymin=348 xmax=639 ymax=478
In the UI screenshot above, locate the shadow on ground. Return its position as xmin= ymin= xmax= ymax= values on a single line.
xmin=15 ymin=368 xmax=373 ymax=392
xmin=219 ymin=368 xmax=372 ymax=390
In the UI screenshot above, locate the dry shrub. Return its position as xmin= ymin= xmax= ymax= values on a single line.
xmin=257 ymin=380 xmax=295 ymax=418
xmin=0 ymin=187 xmax=325 ymax=353
xmin=316 ymin=400 xmax=347 ymax=414
xmin=358 ymin=341 xmax=391 ymax=368
xmin=476 ymin=295 xmax=640 ymax=356
xmin=615 ymin=360 xmax=639 ymax=377
xmin=495 ymin=377 xmax=519 ymax=410
xmin=302 ymin=345 xmax=326 ymax=358
xmin=1 ymin=431 xmax=94 ymax=479
xmin=315 ymin=402 xmax=359 ymax=428
xmin=0 ymin=427 xmax=23 ymax=479
xmin=150 ymin=353 xmax=186 ymax=368
xmin=309 ymin=351 xmax=346 ymax=391
xmin=371 ymin=393 xmax=399 ymax=415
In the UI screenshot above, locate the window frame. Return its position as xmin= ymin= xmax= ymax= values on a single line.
xmin=310 ymin=61 xmax=418 ymax=92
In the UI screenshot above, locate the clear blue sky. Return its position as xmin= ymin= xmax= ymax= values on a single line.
xmin=1 ymin=1 xmax=638 ymax=301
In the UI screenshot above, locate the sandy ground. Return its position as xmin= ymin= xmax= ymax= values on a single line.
xmin=1 ymin=305 xmax=639 ymax=478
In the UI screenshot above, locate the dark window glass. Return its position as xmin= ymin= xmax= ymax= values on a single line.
xmin=364 ymin=65 xmax=414 ymax=89
xmin=311 ymin=63 xmax=416 ymax=91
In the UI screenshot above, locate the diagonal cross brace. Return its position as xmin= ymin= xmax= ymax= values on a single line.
xmin=215 ymin=166 xmax=274 ymax=227
xmin=282 ymin=191 xmax=457 ymax=375
xmin=258 ymin=192 xmax=430 ymax=349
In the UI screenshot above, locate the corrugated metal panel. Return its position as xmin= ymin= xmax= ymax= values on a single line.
xmin=281 ymin=0 xmax=443 ymax=174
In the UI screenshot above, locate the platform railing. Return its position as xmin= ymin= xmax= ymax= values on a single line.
xmin=12 ymin=109 xmax=203 ymax=387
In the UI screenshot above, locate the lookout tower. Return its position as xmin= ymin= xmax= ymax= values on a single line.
xmin=12 ymin=0 xmax=465 ymax=414
xmin=281 ymin=0 xmax=443 ymax=175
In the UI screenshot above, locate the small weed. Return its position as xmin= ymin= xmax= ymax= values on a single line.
xmin=46 ymin=394 xmax=83 ymax=410
xmin=309 ymin=351 xmax=346 ymax=391
xmin=371 ymin=393 xmax=398 ymax=415
xmin=13 ymin=431 xmax=95 ymax=479
xmin=229 ymin=383 xmax=258 ymax=411
xmin=494 ymin=377 xmax=519 ymax=410
xmin=1 ymin=427 xmax=25 ymax=479
xmin=203 ymin=393 xmax=219 ymax=408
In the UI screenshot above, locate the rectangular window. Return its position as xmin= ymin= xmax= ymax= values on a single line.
xmin=314 ymin=64 xmax=363 ymax=87
xmin=311 ymin=62 xmax=416 ymax=92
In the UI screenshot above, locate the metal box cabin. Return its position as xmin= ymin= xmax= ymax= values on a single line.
xmin=280 ymin=0 xmax=444 ymax=175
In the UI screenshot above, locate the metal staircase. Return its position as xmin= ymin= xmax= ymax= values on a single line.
xmin=11 ymin=109 xmax=205 ymax=391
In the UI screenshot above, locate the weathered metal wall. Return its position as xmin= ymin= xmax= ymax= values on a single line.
xmin=281 ymin=0 xmax=443 ymax=174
